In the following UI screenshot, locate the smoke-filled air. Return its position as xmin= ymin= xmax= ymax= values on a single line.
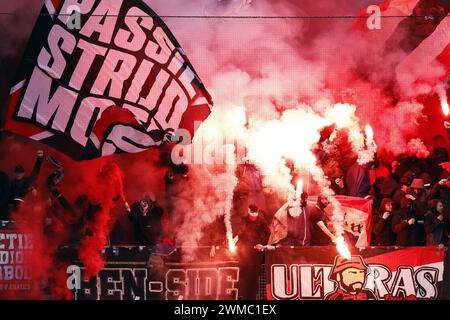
xmin=0 ymin=0 xmax=448 ymax=299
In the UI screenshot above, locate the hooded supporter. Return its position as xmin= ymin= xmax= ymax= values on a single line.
xmin=433 ymin=147 xmax=449 ymax=165
xmin=372 ymin=198 xmax=395 ymax=246
xmin=8 ymin=150 xmax=44 ymax=213
xmin=392 ymin=197 xmax=421 ymax=246
xmin=408 ymin=179 xmax=427 ymax=214
xmin=405 ymin=179 xmax=427 ymax=246
xmin=379 ymin=176 xmax=399 ymax=199
xmin=390 ymin=160 xmax=401 ymax=181
xmin=424 ymin=199 xmax=449 ymax=246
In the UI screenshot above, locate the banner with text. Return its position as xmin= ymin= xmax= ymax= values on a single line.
xmin=3 ymin=0 xmax=212 ymax=160
xmin=66 ymin=247 xmax=243 ymax=300
xmin=266 ymin=246 xmax=449 ymax=300
xmin=0 ymin=230 xmax=33 ymax=295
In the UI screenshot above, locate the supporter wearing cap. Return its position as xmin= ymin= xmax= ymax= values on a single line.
xmin=406 ymin=179 xmax=427 ymax=245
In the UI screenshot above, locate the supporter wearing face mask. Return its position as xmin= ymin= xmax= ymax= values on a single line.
xmin=333 ymin=176 xmax=348 ymax=196
xmin=236 ymin=204 xmax=270 ymax=251
xmin=267 ymin=192 xmax=310 ymax=247
xmin=125 ymin=195 xmax=164 ymax=246
xmin=235 ymin=204 xmax=270 ymax=299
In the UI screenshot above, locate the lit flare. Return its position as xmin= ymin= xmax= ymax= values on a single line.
xmin=296 ymin=179 xmax=303 ymax=196
xmin=442 ymin=97 xmax=449 ymax=117
xmin=228 ymin=239 xmax=237 ymax=254
xmin=365 ymin=125 xmax=374 ymax=142
xmin=335 ymin=236 xmax=351 ymax=260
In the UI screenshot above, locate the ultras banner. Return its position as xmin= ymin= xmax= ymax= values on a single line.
xmin=3 ymin=0 xmax=212 ymax=160
xmin=265 ymin=246 xmax=450 ymax=300
xmin=0 ymin=230 xmax=33 ymax=294
xmin=66 ymin=246 xmax=242 ymax=300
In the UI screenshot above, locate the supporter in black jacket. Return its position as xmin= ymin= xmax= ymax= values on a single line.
xmin=392 ymin=176 xmax=410 ymax=209
xmin=392 ymin=197 xmax=419 ymax=247
xmin=430 ymin=176 xmax=450 ymax=209
xmin=236 ymin=205 xmax=270 ymax=299
xmin=392 ymin=197 xmax=421 ymax=246
xmin=236 ymin=204 xmax=270 ymax=250
xmin=424 ymin=199 xmax=449 ymax=246
xmin=310 ymin=196 xmax=335 ymax=246
xmin=405 ymin=179 xmax=427 ymax=245
xmin=125 ymin=195 xmax=164 ymax=246
xmin=372 ymin=198 xmax=395 ymax=246
xmin=8 ymin=150 xmax=44 ymax=213
xmin=331 ymin=175 xmax=348 ymax=196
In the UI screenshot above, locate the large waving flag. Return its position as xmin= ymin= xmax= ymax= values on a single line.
xmin=2 ymin=0 xmax=213 ymax=160
xmin=354 ymin=0 xmax=450 ymax=81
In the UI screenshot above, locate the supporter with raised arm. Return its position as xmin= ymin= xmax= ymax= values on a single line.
xmin=125 ymin=195 xmax=164 ymax=246
xmin=8 ymin=150 xmax=44 ymax=213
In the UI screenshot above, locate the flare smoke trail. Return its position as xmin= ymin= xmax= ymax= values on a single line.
xmin=171 ymin=157 xmax=238 ymax=261
xmin=0 ymin=0 xmax=449 ymax=294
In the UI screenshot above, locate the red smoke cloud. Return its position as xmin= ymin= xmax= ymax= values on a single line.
xmin=0 ymin=0 xmax=449 ymax=298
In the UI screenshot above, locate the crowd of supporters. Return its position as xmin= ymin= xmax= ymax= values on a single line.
xmin=1 ymin=133 xmax=450 ymax=251
xmin=324 ymin=141 xmax=449 ymax=249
